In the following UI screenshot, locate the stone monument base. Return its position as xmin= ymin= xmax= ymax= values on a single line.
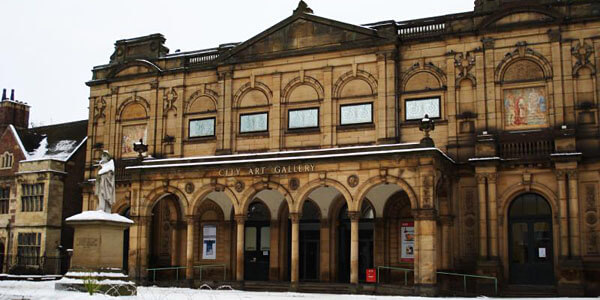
xmin=56 ymin=210 xmax=135 ymax=296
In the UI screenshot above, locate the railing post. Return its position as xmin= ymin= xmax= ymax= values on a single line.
xmin=463 ymin=275 xmax=467 ymax=294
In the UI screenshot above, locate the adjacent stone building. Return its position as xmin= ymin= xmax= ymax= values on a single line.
xmin=83 ymin=0 xmax=600 ymax=296
xmin=0 ymin=91 xmax=87 ymax=274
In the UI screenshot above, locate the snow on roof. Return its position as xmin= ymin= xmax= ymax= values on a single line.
xmin=25 ymin=137 xmax=78 ymax=161
xmin=8 ymin=125 xmax=29 ymax=159
xmin=65 ymin=210 xmax=134 ymax=224
xmin=15 ymin=120 xmax=88 ymax=163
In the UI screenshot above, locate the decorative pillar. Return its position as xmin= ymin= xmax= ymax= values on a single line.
xmin=290 ymin=213 xmax=300 ymax=284
xmin=413 ymin=208 xmax=438 ymax=296
xmin=131 ymin=215 xmax=151 ymax=282
xmin=486 ymin=174 xmax=498 ymax=258
xmin=556 ymin=170 xmax=569 ymax=257
xmin=234 ymin=214 xmax=246 ymax=281
xmin=567 ymin=170 xmax=581 ymax=257
xmin=348 ymin=211 xmax=360 ymax=284
xmin=439 ymin=216 xmax=453 ymax=270
xmin=185 ymin=216 xmax=195 ymax=281
xmin=476 ymin=174 xmax=488 ymax=259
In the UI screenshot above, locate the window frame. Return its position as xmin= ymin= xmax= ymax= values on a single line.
xmin=287 ymin=107 xmax=320 ymax=130
xmin=339 ymin=102 xmax=374 ymax=126
xmin=17 ymin=232 xmax=41 ymax=266
xmin=239 ymin=111 xmax=269 ymax=134
xmin=188 ymin=117 xmax=216 ymax=138
xmin=21 ymin=183 xmax=44 ymax=212
xmin=404 ymin=96 xmax=442 ymax=121
xmin=0 ymin=187 xmax=9 ymax=214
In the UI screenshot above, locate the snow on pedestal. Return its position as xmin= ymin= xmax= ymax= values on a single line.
xmin=66 ymin=210 xmax=133 ymax=224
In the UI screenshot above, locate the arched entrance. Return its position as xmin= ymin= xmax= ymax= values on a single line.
xmin=299 ymin=200 xmax=320 ymax=281
xmin=149 ymin=194 xmax=184 ymax=280
xmin=508 ymin=193 xmax=554 ymax=285
xmin=338 ymin=201 xmax=374 ymax=282
xmin=382 ymin=190 xmax=414 ymax=283
xmin=120 ymin=207 xmax=130 ymax=273
xmin=244 ymin=201 xmax=270 ymax=281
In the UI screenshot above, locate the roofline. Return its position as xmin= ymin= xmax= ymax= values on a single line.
xmin=9 ymin=124 xmax=30 ymax=160
xmin=65 ymin=136 xmax=88 ymax=162
xmin=29 ymin=119 xmax=88 ymax=130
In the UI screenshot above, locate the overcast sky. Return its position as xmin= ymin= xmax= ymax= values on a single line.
xmin=0 ymin=0 xmax=473 ymax=126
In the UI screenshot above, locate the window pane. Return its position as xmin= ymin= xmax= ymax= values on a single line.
xmin=405 ymin=97 xmax=441 ymax=120
xmin=340 ymin=103 xmax=372 ymax=125
xmin=245 ymin=227 xmax=257 ymax=251
xmin=189 ymin=118 xmax=215 ymax=137
xmin=288 ymin=108 xmax=318 ymax=129
xmin=260 ymin=227 xmax=270 ymax=250
xmin=240 ymin=113 xmax=268 ymax=133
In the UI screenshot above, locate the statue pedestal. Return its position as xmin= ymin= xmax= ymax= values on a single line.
xmin=65 ymin=210 xmax=133 ymax=271
xmin=56 ymin=211 xmax=135 ymax=296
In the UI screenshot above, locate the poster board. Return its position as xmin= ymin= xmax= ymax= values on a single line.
xmin=503 ymin=87 xmax=548 ymax=130
xmin=202 ymin=225 xmax=217 ymax=259
xmin=400 ymin=222 xmax=415 ymax=262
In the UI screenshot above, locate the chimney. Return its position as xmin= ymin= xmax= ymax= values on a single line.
xmin=10 ymin=89 xmax=14 ymax=101
xmin=1 ymin=89 xmax=5 ymax=100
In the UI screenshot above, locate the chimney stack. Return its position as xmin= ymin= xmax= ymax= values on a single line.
xmin=10 ymin=89 xmax=14 ymax=101
xmin=1 ymin=89 xmax=6 ymax=100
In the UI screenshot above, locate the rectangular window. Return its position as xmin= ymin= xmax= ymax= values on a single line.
xmin=340 ymin=103 xmax=373 ymax=125
xmin=189 ymin=117 xmax=215 ymax=138
xmin=21 ymin=183 xmax=44 ymax=212
xmin=17 ymin=232 xmax=41 ymax=266
xmin=288 ymin=108 xmax=319 ymax=129
xmin=240 ymin=112 xmax=268 ymax=133
xmin=405 ymin=97 xmax=441 ymax=121
xmin=0 ymin=187 xmax=8 ymax=214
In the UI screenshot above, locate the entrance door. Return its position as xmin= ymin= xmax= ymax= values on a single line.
xmin=508 ymin=193 xmax=554 ymax=285
xmin=299 ymin=200 xmax=320 ymax=281
xmin=244 ymin=202 xmax=270 ymax=281
xmin=337 ymin=202 xmax=374 ymax=282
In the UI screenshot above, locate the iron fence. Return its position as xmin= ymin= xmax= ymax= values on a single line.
xmin=2 ymin=253 xmax=70 ymax=275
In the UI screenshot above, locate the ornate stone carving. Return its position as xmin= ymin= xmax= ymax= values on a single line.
xmin=163 ymin=87 xmax=178 ymax=113
xmin=463 ymin=189 xmax=476 ymax=258
xmin=94 ymin=97 xmax=107 ymax=121
xmin=234 ymin=214 xmax=246 ymax=225
xmin=347 ymin=211 xmax=361 ymax=222
xmin=571 ymin=41 xmax=596 ymax=76
xmin=347 ymin=175 xmax=359 ymax=188
xmin=454 ymin=52 xmax=476 ymax=80
xmin=584 ymin=184 xmax=599 ymax=255
xmin=476 ymin=173 xmax=487 ymax=184
xmin=421 ymin=175 xmax=433 ymax=208
xmin=547 ymin=29 xmax=561 ymax=43
xmin=486 ymin=173 xmax=497 ymax=184
xmin=184 ymin=182 xmax=195 ymax=194
xmin=234 ymin=181 xmax=245 ymax=193
xmin=289 ymin=178 xmax=299 ymax=191
xmin=481 ymin=37 xmax=495 ymax=50
xmin=289 ymin=212 xmax=301 ymax=223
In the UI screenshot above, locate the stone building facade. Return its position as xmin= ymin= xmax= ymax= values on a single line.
xmin=0 ymin=94 xmax=87 ymax=274
xmin=83 ymin=0 xmax=600 ymax=295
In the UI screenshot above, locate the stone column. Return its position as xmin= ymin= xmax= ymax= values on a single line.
xmin=290 ymin=213 xmax=300 ymax=284
xmin=556 ymin=170 xmax=569 ymax=257
xmin=439 ymin=216 xmax=453 ymax=270
xmin=414 ymin=209 xmax=438 ymax=296
xmin=234 ymin=215 xmax=246 ymax=281
xmin=349 ymin=211 xmax=360 ymax=284
xmin=486 ymin=174 xmax=498 ymax=258
xmin=185 ymin=216 xmax=195 ymax=281
xmin=567 ymin=170 xmax=581 ymax=257
xmin=476 ymin=174 xmax=488 ymax=259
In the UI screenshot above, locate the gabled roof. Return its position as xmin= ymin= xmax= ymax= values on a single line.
xmin=14 ymin=120 xmax=88 ymax=162
xmin=222 ymin=1 xmax=390 ymax=63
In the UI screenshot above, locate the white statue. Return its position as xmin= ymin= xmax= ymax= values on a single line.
xmin=95 ymin=151 xmax=115 ymax=213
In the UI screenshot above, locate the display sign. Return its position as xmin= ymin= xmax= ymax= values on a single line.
xmin=190 ymin=118 xmax=215 ymax=137
xmin=202 ymin=225 xmax=217 ymax=259
xmin=366 ymin=268 xmax=377 ymax=283
xmin=121 ymin=124 xmax=147 ymax=156
xmin=538 ymin=247 xmax=546 ymax=258
xmin=240 ymin=112 xmax=268 ymax=133
xmin=340 ymin=103 xmax=372 ymax=125
xmin=400 ymin=222 xmax=415 ymax=262
xmin=288 ymin=108 xmax=319 ymax=129
xmin=405 ymin=97 xmax=440 ymax=120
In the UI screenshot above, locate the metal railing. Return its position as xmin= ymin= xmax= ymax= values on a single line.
xmin=376 ymin=266 xmax=414 ymax=286
xmin=193 ymin=264 xmax=227 ymax=281
xmin=376 ymin=266 xmax=498 ymax=296
xmin=147 ymin=266 xmax=186 ymax=282
xmin=147 ymin=264 xmax=228 ymax=282
xmin=437 ymin=271 xmax=498 ymax=296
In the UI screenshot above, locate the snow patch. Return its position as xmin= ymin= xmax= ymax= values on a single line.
xmin=65 ymin=271 xmax=127 ymax=278
xmin=65 ymin=210 xmax=133 ymax=224
xmin=26 ymin=138 xmax=79 ymax=161
xmin=98 ymin=159 xmax=115 ymax=175
xmin=28 ymin=136 xmax=48 ymax=159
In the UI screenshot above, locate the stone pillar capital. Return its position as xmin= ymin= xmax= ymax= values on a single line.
xmin=486 ymin=173 xmax=497 ymax=183
xmin=289 ymin=212 xmax=301 ymax=223
xmin=555 ymin=169 xmax=566 ymax=180
xmin=234 ymin=214 xmax=246 ymax=225
xmin=185 ymin=215 xmax=196 ymax=224
xmin=347 ymin=211 xmax=361 ymax=222
xmin=567 ymin=169 xmax=578 ymax=180
xmin=475 ymin=173 xmax=487 ymax=184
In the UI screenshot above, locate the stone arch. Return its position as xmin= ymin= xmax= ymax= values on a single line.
xmin=233 ymin=82 xmax=273 ymax=108
xmin=113 ymin=199 xmax=130 ymax=215
xmin=498 ymin=182 xmax=559 ymax=223
xmin=141 ymin=185 xmax=190 ymax=217
xmin=190 ymin=184 xmax=239 ymax=217
xmin=108 ymin=59 xmax=162 ymax=78
xmin=332 ymin=70 xmax=378 ymax=99
xmin=574 ymin=64 xmax=597 ymax=78
xmin=456 ymin=74 xmax=477 ymax=88
xmin=239 ymin=181 xmax=293 ymax=216
xmin=294 ymin=178 xmax=354 ymax=213
xmin=354 ymin=175 xmax=418 ymax=212
xmin=195 ymin=199 xmax=225 ymax=221
xmin=186 ymin=88 xmax=219 ymax=113
xmin=496 ymin=48 xmax=553 ymax=83
xmin=478 ymin=6 xmax=563 ymax=31
xmin=282 ymin=76 xmax=324 ymax=103
xmin=401 ymin=62 xmax=447 ymax=92
xmin=117 ymin=96 xmax=151 ymax=121
xmin=245 ymin=198 xmax=272 ymax=220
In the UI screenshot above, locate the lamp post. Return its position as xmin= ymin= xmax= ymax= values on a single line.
xmin=419 ymin=114 xmax=435 ymax=147
xmin=133 ymin=139 xmax=148 ymax=159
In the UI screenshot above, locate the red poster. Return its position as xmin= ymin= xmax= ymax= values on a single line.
xmin=366 ymin=268 xmax=376 ymax=283
xmin=400 ymin=222 xmax=415 ymax=262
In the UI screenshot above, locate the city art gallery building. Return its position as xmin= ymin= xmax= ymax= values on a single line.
xmin=81 ymin=0 xmax=600 ymax=296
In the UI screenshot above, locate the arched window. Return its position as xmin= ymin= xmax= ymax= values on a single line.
xmin=0 ymin=152 xmax=13 ymax=169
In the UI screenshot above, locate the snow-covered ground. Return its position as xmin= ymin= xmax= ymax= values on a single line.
xmin=0 ymin=280 xmax=584 ymax=300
